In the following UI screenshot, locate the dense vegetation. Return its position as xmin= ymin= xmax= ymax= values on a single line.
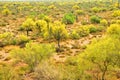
xmin=0 ymin=0 xmax=120 ymax=80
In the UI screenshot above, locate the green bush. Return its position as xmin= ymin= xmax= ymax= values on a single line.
xmin=10 ymin=42 xmax=55 ymax=72
xmin=62 ymin=13 xmax=76 ymax=24
xmin=90 ymin=15 xmax=101 ymax=24
xmin=88 ymin=25 xmax=97 ymax=33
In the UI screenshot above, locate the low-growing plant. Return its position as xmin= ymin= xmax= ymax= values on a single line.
xmin=0 ymin=32 xmax=16 ymax=47
xmin=2 ymin=8 xmax=11 ymax=16
xmin=17 ymin=34 xmax=30 ymax=45
xmin=100 ymin=19 xmax=108 ymax=26
xmin=96 ymin=26 xmax=105 ymax=32
xmin=88 ymin=25 xmax=97 ymax=33
xmin=70 ymin=30 xmax=80 ymax=39
xmin=0 ymin=65 xmax=21 ymax=80
xmin=112 ymin=10 xmax=120 ymax=17
xmin=111 ymin=20 xmax=120 ymax=24
xmin=77 ymin=26 xmax=90 ymax=37
xmin=90 ymin=15 xmax=101 ymax=24
xmin=72 ymin=5 xmax=80 ymax=10
xmin=107 ymin=24 xmax=120 ymax=38
xmin=48 ymin=5 xmax=56 ymax=9
xmin=92 ymin=7 xmax=100 ymax=13
xmin=75 ymin=10 xmax=84 ymax=15
xmin=10 ymin=42 xmax=55 ymax=72
xmin=38 ymin=14 xmax=46 ymax=19
xmin=62 ymin=13 xmax=76 ymax=24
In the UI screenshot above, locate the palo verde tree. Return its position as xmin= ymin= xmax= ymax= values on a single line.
xmin=35 ymin=20 xmax=47 ymax=35
xmin=82 ymin=24 xmax=120 ymax=80
xmin=43 ymin=16 xmax=53 ymax=40
xmin=52 ymin=21 xmax=68 ymax=52
xmin=22 ymin=18 xmax=35 ymax=36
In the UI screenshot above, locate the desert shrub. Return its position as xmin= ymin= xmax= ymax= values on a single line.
xmin=0 ymin=65 xmax=21 ymax=80
xmin=70 ymin=30 xmax=80 ymax=39
xmin=88 ymin=25 xmax=97 ymax=33
xmin=96 ymin=26 xmax=105 ymax=32
xmin=38 ymin=14 xmax=46 ymax=19
xmin=34 ymin=61 xmax=61 ymax=80
xmin=112 ymin=10 xmax=120 ymax=17
xmin=111 ymin=20 xmax=120 ymax=24
xmin=107 ymin=24 xmax=120 ymax=38
xmin=77 ymin=26 xmax=90 ymax=37
xmin=100 ymin=19 xmax=108 ymax=26
xmin=81 ymin=20 xmax=89 ymax=25
xmin=72 ymin=5 xmax=80 ymax=10
xmin=75 ymin=10 xmax=84 ymax=15
xmin=0 ymin=32 xmax=16 ymax=46
xmin=92 ymin=7 xmax=100 ymax=13
xmin=62 ymin=13 xmax=76 ymax=24
xmin=10 ymin=42 xmax=55 ymax=71
xmin=48 ymin=5 xmax=56 ymax=9
xmin=90 ymin=15 xmax=101 ymax=24
xmin=44 ymin=16 xmax=51 ymax=23
xmin=16 ymin=35 xmax=30 ymax=45
xmin=100 ymin=8 xmax=107 ymax=12
xmin=116 ymin=20 xmax=120 ymax=24
xmin=2 ymin=8 xmax=11 ymax=16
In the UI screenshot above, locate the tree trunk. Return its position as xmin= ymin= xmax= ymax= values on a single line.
xmin=27 ymin=30 xmax=29 ymax=36
xmin=57 ymin=39 xmax=60 ymax=52
xmin=101 ymin=62 xmax=108 ymax=80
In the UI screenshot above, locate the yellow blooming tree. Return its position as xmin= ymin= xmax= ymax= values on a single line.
xmin=22 ymin=18 xmax=35 ymax=36
xmin=52 ymin=21 xmax=68 ymax=51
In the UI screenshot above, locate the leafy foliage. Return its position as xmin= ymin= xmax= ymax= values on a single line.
xmin=100 ymin=19 xmax=108 ymax=26
xmin=70 ymin=30 xmax=80 ymax=39
xmin=0 ymin=32 xmax=15 ymax=46
xmin=62 ymin=13 xmax=76 ymax=24
xmin=77 ymin=26 xmax=90 ymax=37
xmin=2 ymin=8 xmax=11 ymax=16
xmin=22 ymin=18 xmax=35 ymax=36
xmin=10 ymin=42 xmax=55 ymax=71
xmin=90 ymin=15 xmax=101 ymax=24
xmin=112 ymin=10 xmax=120 ymax=17
xmin=107 ymin=24 xmax=120 ymax=38
xmin=52 ymin=21 xmax=68 ymax=50
xmin=35 ymin=20 xmax=47 ymax=34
